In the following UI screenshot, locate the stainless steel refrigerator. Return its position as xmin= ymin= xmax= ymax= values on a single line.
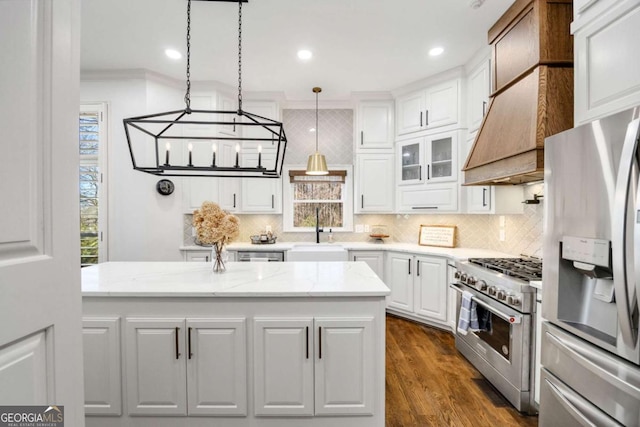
xmin=541 ymin=106 xmax=640 ymax=426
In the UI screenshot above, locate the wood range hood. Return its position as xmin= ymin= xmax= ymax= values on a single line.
xmin=463 ymin=0 xmax=574 ymax=186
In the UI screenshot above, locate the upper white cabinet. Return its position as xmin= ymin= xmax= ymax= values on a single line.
xmin=396 ymin=131 xmax=460 ymax=213
xmin=125 ymin=317 xmax=247 ymax=416
xmin=463 ymin=132 xmax=524 ymax=214
xmin=217 ymin=93 xmax=239 ymax=136
xmin=396 ymin=78 xmax=460 ymax=136
xmin=355 ymin=100 xmax=394 ymax=150
xmin=253 ymin=317 xmax=375 ymax=417
xmin=573 ymin=0 xmax=640 ymax=124
xmin=240 ymin=153 xmax=281 ymax=213
xmin=241 ymin=100 xmax=280 ymax=152
xmin=467 ymin=59 xmax=491 ymax=132
xmin=355 ymin=153 xmax=394 ymax=213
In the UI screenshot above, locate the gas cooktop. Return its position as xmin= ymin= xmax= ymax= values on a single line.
xmin=467 ymin=258 xmax=542 ymax=282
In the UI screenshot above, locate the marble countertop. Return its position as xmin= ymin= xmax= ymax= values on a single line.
xmin=81 ymin=261 xmax=390 ymax=298
xmin=180 ymin=242 xmax=518 ymax=261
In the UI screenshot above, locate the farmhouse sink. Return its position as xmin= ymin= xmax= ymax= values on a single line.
xmin=287 ymin=244 xmax=348 ymax=262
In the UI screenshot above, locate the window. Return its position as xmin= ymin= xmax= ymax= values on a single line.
xmin=79 ymin=103 xmax=108 ymax=266
xmin=283 ymin=165 xmax=353 ymax=232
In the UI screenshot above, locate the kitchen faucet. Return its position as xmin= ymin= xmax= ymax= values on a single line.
xmin=315 ymin=207 xmax=323 ymax=243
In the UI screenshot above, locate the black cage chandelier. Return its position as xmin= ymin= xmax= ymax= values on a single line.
xmin=123 ymin=0 xmax=287 ymax=178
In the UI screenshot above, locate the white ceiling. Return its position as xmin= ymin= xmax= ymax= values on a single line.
xmin=81 ymin=0 xmax=515 ymax=101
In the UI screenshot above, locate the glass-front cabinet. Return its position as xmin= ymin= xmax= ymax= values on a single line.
xmin=428 ymin=134 xmax=456 ymax=182
xmin=398 ymin=138 xmax=424 ymax=185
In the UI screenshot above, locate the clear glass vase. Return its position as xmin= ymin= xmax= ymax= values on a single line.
xmin=211 ymin=243 xmax=228 ymax=273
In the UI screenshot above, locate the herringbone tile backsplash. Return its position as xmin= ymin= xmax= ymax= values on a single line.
xmin=184 ymin=109 xmax=544 ymax=258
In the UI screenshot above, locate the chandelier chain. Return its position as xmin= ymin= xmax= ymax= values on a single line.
xmin=184 ymin=0 xmax=192 ymax=112
xmin=237 ymin=0 xmax=243 ymax=112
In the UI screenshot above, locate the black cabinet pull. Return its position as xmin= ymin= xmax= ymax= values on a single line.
xmin=361 ymin=194 xmax=364 ymax=209
xmin=425 ymin=110 xmax=429 ymax=126
xmin=482 ymin=101 xmax=487 ymax=116
xmin=318 ymin=327 xmax=322 ymax=359
xmin=411 ymin=206 xmax=438 ymax=210
xmin=188 ymin=327 xmax=193 ymax=359
xmin=306 ymin=326 xmax=309 ymax=359
xmin=271 ymin=195 xmax=275 ymax=209
xmin=482 ymin=188 xmax=487 ymax=207
xmin=408 ymin=258 xmax=411 ymax=275
xmin=354 ymin=256 xmax=356 ymax=261
xmin=175 ymin=327 xmax=181 ymax=360
xmin=233 ymin=193 xmax=236 ymax=208
xmin=233 ymin=117 xmax=236 ymax=132
xmin=417 ymin=260 xmax=421 ymax=276
xmin=360 ymin=131 xmax=364 ymax=145
xmin=419 ymin=165 xmax=422 ymax=180
xmin=205 ymin=255 xmax=209 ymax=262
xmin=427 ymin=164 xmax=430 ymax=180
xmin=420 ymin=111 xmax=423 ymax=127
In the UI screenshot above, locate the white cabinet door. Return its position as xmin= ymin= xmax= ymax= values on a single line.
xmin=425 ymin=79 xmax=459 ymax=130
xmin=397 ymin=138 xmax=425 ymax=185
xmin=253 ymin=318 xmax=314 ymax=416
xmin=396 ymin=91 xmax=425 ymax=135
xmin=218 ymin=141 xmax=241 ymax=212
xmin=386 ymin=253 xmax=414 ymax=312
xmin=241 ymin=153 xmax=281 ymax=213
xmin=356 ymin=100 xmax=394 ymax=150
xmin=355 ymin=154 xmax=394 ymax=213
xmin=350 ymin=251 xmax=384 ymax=279
xmin=413 ymin=256 xmax=448 ymax=322
xmin=183 ymin=179 xmax=220 ymax=213
xmin=468 ymin=60 xmax=490 ymax=132
xmin=426 ymin=132 xmax=457 ymax=183
xmin=397 ymin=182 xmax=458 ymax=213
xmin=186 ymin=318 xmax=247 ymax=416
xmin=241 ymin=100 xmax=280 ymax=151
xmin=574 ymin=0 xmax=640 ymax=124
xmin=314 ymin=318 xmax=374 ymax=416
xmin=83 ymin=318 xmax=122 ymax=416
xmin=218 ymin=94 xmax=238 ymax=136
xmin=125 ymin=318 xmax=187 ymax=415
xmin=467 ymin=186 xmax=492 ymax=212
xmin=185 ymin=250 xmax=211 ymax=262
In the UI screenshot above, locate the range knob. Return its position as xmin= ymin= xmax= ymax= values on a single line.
xmin=507 ymin=294 xmax=521 ymax=306
xmin=476 ymin=280 xmax=487 ymax=291
xmin=460 ymin=273 xmax=468 ymax=282
xmin=496 ymin=289 xmax=506 ymax=300
xmin=467 ymin=276 xmax=477 ymax=286
xmin=454 ymin=271 xmax=461 ymax=280
xmin=488 ymin=286 xmax=497 ymax=296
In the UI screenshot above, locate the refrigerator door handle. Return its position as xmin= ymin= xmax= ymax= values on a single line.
xmin=613 ymin=118 xmax=640 ymax=347
xmin=546 ymin=330 xmax=640 ymax=399
xmin=543 ymin=376 xmax=622 ymax=427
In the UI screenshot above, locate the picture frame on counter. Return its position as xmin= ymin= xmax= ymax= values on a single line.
xmin=418 ymin=225 xmax=457 ymax=248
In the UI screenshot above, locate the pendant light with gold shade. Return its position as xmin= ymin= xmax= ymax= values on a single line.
xmin=306 ymin=87 xmax=329 ymax=175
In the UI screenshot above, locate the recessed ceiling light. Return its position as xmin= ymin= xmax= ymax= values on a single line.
xmin=297 ymin=50 xmax=313 ymax=61
xmin=429 ymin=47 xmax=444 ymax=57
xmin=165 ymin=49 xmax=182 ymax=60
xmin=309 ymin=127 xmax=316 ymax=133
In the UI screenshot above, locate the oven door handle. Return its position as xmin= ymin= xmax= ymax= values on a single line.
xmin=449 ymin=283 xmax=522 ymax=324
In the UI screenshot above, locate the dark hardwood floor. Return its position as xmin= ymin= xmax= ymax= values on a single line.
xmin=386 ymin=315 xmax=538 ymax=427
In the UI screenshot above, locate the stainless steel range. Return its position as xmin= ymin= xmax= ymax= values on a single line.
xmin=451 ymin=257 xmax=540 ymax=414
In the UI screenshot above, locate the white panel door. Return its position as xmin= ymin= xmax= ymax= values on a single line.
xmin=183 ymin=178 xmax=220 ymax=213
xmin=356 ymin=154 xmax=394 ymax=213
xmin=241 ymin=100 xmax=279 ymax=151
xmin=83 ymin=318 xmax=122 ymax=415
xmin=0 ymin=0 xmax=84 ymax=422
xmin=253 ymin=318 xmax=314 ymax=416
xmin=186 ymin=318 xmax=247 ymax=416
xmin=386 ymin=253 xmax=414 ymax=312
xmin=314 ymin=318 xmax=375 ymax=416
xmin=125 ymin=318 xmax=187 ymax=415
xmin=425 ymin=79 xmax=459 ymax=129
xmin=396 ymin=91 xmax=425 ymax=135
xmin=241 ymin=153 xmax=281 ymax=213
xmin=468 ymin=60 xmax=491 ymax=132
xmin=357 ymin=101 xmax=394 ymax=149
xmin=414 ymin=256 xmax=448 ymax=322
xmin=351 ymin=251 xmax=385 ymax=279
xmin=217 ymin=94 xmax=238 ymax=136
xmin=0 ymin=332 xmax=48 ymax=404
xmin=218 ymin=141 xmax=240 ymax=212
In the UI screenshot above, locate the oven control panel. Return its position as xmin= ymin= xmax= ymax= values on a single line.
xmin=454 ymin=266 xmax=533 ymax=313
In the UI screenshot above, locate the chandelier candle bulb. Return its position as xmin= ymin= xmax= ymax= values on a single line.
xmin=188 ymin=143 xmax=193 ymax=167
xmin=211 ymin=143 xmax=217 ymax=167
xmin=164 ymin=142 xmax=170 ymax=166
xmin=258 ymin=144 xmax=262 ymax=168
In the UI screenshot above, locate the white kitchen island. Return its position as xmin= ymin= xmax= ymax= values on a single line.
xmin=81 ymin=261 xmax=390 ymax=427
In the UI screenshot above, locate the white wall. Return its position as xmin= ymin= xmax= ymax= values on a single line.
xmin=81 ymin=76 xmax=186 ymax=261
